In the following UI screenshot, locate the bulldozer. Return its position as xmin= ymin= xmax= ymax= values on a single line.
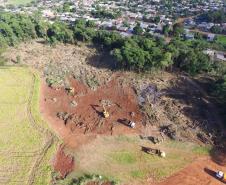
xmin=102 ymin=105 xmax=109 ymax=118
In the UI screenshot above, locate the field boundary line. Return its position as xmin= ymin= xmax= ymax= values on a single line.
xmin=26 ymin=69 xmax=57 ymax=185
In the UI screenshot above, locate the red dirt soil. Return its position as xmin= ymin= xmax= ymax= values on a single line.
xmin=40 ymin=76 xmax=144 ymax=149
xmin=211 ymin=145 xmax=226 ymax=167
xmin=156 ymin=157 xmax=226 ymax=185
xmin=40 ymin=75 xmax=226 ymax=185
xmin=53 ymin=145 xmax=74 ymax=178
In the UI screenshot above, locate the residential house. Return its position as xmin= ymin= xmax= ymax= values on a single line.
xmin=216 ymin=53 xmax=226 ymax=61
xmin=207 ymin=34 xmax=215 ymax=42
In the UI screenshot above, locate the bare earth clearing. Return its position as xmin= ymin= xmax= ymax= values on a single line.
xmin=3 ymin=41 xmax=226 ymax=185
xmin=157 ymin=157 xmax=226 ymax=185
xmin=40 ymin=76 xmax=143 ymax=149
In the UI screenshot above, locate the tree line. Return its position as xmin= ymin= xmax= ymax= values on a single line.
xmin=91 ymin=7 xmax=121 ymax=19
xmin=0 ymin=12 xmax=219 ymax=74
xmin=199 ymin=9 xmax=226 ymax=24
xmin=0 ymin=11 xmax=225 ymax=120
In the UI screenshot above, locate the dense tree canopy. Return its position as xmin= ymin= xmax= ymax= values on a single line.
xmin=91 ymin=9 xmax=121 ymax=19
xmin=0 ymin=13 xmax=37 ymax=46
xmin=0 ymin=12 xmax=219 ymax=76
xmin=47 ymin=22 xmax=74 ymax=44
xmin=199 ymin=9 xmax=226 ymax=24
xmin=172 ymin=23 xmax=184 ymax=37
xmin=133 ymin=23 xmax=143 ymax=35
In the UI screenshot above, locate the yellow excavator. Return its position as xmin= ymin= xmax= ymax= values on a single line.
xmin=102 ymin=105 xmax=109 ymax=118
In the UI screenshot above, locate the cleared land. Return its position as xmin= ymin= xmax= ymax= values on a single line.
xmin=158 ymin=156 xmax=226 ymax=185
xmin=67 ymin=135 xmax=214 ymax=184
xmin=0 ymin=67 xmax=56 ymax=185
xmin=2 ymin=41 xmax=226 ymax=185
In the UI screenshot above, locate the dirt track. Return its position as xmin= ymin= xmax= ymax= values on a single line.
xmin=157 ymin=157 xmax=226 ymax=185
xmin=26 ymin=71 xmax=55 ymax=185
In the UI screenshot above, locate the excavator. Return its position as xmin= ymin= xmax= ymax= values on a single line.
xmin=101 ymin=104 xmax=135 ymax=129
xmin=102 ymin=105 xmax=109 ymax=118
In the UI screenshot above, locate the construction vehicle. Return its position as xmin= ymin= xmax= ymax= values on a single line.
xmin=216 ymin=171 xmax=226 ymax=182
xmin=119 ymin=119 xmax=136 ymax=128
xmin=102 ymin=105 xmax=109 ymax=118
xmin=142 ymin=146 xmax=166 ymax=158
xmin=65 ymin=87 xmax=75 ymax=95
xmin=128 ymin=121 xmax=136 ymax=128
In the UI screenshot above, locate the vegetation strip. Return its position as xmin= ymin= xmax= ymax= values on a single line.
xmin=26 ymin=69 xmax=57 ymax=185
xmin=0 ymin=67 xmax=57 ymax=185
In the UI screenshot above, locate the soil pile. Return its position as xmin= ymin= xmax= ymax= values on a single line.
xmin=53 ymin=146 xmax=74 ymax=178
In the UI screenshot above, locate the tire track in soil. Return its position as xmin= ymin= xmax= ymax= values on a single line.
xmin=26 ymin=71 xmax=56 ymax=185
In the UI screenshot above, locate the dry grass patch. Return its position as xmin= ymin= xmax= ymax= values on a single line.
xmin=64 ymin=135 xmax=210 ymax=184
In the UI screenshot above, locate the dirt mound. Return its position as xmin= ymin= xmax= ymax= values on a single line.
xmin=156 ymin=157 xmax=226 ymax=185
xmin=40 ymin=76 xmax=144 ymax=148
xmin=53 ymin=145 xmax=74 ymax=178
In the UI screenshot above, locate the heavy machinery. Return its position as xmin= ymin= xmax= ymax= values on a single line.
xmin=128 ymin=121 xmax=136 ymax=128
xmin=142 ymin=146 xmax=166 ymax=158
xmin=119 ymin=118 xmax=136 ymax=128
xmin=102 ymin=105 xmax=109 ymax=118
xmin=216 ymin=171 xmax=226 ymax=182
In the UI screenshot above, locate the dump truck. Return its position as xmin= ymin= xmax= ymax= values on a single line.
xmin=216 ymin=171 xmax=226 ymax=182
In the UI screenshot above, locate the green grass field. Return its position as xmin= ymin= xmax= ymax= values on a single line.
xmin=63 ymin=135 xmax=211 ymax=184
xmin=0 ymin=67 xmax=56 ymax=185
xmin=216 ymin=35 xmax=226 ymax=46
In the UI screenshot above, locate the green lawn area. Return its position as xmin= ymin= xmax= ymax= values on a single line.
xmin=0 ymin=66 xmax=56 ymax=185
xmin=216 ymin=35 xmax=226 ymax=46
xmin=6 ymin=0 xmax=34 ymax=5
xmin=65 ymin=135 xmax=211 ymax=184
